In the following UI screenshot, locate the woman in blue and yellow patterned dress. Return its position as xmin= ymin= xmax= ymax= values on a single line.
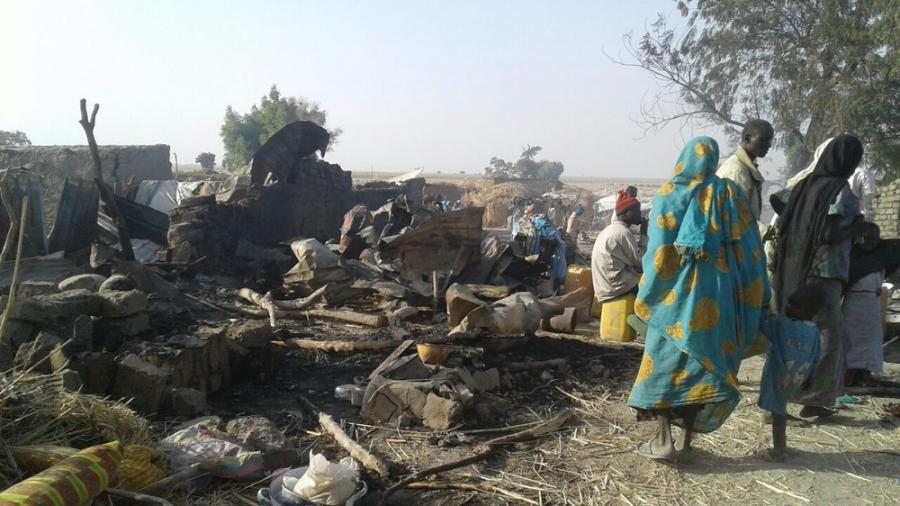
xmin=628 ymin=136 xmax=770 ymax=461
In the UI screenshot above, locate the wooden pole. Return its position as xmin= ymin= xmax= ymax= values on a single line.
xmin=0 ymin=173 xmax=19 ymax=262
xmin=0 ymin=197 xmax=30 ymax=340
xmin=79 ymin=98 xmax=135 ymax=260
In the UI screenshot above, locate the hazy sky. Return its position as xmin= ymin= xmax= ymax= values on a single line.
xmin=1 ymin=1 xmax=772 ymax=179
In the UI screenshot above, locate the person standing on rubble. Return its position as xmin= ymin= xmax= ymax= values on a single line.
xmin=628 ymin=136 xmax=770 ymax=461
xmin=590 ymin=190 xmax=647 ymax=304
xmin=716 ymin=119 xmax=774 ymax=223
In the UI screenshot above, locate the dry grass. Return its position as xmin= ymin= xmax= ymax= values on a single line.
xmin=328 ymin=351 xmax=900 ymax=506
xmin=0 ymin=368 xmax=152 ymax=488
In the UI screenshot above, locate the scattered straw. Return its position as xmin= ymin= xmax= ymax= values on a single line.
xmin=0 ymin=368 xmax=152 ymax=488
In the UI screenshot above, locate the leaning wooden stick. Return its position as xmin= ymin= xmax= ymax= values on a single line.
xmin=79 ymin=98 xmax=135 ymax=260
xmin=0 ymin=196 xmax=29 ymax=340
xmin=379 ymin=408 xmax=575 ymax=504
xmin=0 ymin=172 xmax=19 ymax=262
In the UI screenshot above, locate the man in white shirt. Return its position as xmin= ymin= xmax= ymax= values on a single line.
xmin=716 ymin=119 xmax=775 ymax=221
xmin=848 ymin=165 xmax=876 ymax=221
xmin=591 ymin=190 xmax=648 ymax=303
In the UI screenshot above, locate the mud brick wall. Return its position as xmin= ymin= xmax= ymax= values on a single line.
xmin=167 ymin=160 xmax=354 ymax=268
xmin=351 ymin=178 xmax=426 ymax=210
xmin=243 ymin=160 xmax=353 ymax=245
xmin=874 ymin=180 xmax=900 ymax=239
xmin=0 ymin=145 xmax=172 ymax=226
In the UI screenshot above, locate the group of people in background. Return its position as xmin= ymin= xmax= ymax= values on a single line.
xmin=589 ymin=120 xmax=899 ymax=462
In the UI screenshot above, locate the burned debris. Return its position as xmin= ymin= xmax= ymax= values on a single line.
xmin=0 ymin=100 xmax=606 ymax=505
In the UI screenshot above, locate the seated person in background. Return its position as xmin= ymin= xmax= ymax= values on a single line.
xmin=758 ymin=283 xmax=826 ymax=462
xmin=591 ymin=190 xmax=647 ymax=304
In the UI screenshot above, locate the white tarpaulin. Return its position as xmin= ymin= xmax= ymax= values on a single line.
xmin=134 ymin=180 xmax=179 ymax=214
xmin=594 ymin=193 xmax=651 ymax=213
xmin=135 ymin=180 xmax=232 ymax=214
xmin=388 ymin=168 xmax=424 ymax=184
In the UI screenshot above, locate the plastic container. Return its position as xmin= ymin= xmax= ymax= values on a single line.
xmin=599 ymin=292 xmax=636 ymax=342
xmin=416 ymin=343 xmax=454 ymax=365
xmin=563 ymin=265 xmax=593 ymax=297
xmin=257 ymin=466 xmax=367 ymax=506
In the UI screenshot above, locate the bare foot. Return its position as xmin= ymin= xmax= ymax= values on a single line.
xmin=636 ymin=439 xmax=677 ymax=462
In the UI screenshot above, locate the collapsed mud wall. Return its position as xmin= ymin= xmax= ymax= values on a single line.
xmin=424 ymin=182 xmax=466 ymax=203
xmin=168 ymin=160 xmax=353 ymax=269
xmin=352 ymin=178 xmax=425 ymax=210
xmin=875 ymin=180 xmax=900 ymax=239
xmin=0 ymin=145 xmax=172 ymax=226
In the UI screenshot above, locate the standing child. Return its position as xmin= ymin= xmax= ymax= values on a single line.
xmin=758 ymin=284 xmax=826 ymax=461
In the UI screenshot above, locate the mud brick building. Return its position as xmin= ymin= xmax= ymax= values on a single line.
xmin=875 ymin=179 xmax=900 ymax=239
xmin=0 ymin=145 xmax=172 ymax=226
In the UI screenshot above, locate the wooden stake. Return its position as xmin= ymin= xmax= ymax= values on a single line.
xmin=0 ymin=196 xmax=29 ymax=341
xmin=79 ymin=98 xmax=134 ymax=260
xmin=0 ymin=172 xmax=19 ymax=262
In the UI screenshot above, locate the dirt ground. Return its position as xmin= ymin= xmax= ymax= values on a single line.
xmin=177 ymin=285 xmax=900 ymax=506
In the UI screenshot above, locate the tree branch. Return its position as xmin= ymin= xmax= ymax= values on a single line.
xmin=79 ymin=98 xmax=135 ymax=260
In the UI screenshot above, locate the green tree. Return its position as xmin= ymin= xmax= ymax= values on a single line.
xmin=0 ymin=130 xmax=31 ymax=147
xmin=484 ymin=146 xmax=564 ymax=181
xmin=195 ymin=152 xmax=216 ymax=171
xmin=220 ymin=85 xmax=342 ymax=170
xmin=485 ymin=156 xmax=514 ymax=177
xmin=520 ymin=145 xmax=543 ymax=160
xmin=615 ymin=0 xmax=900 ymax=180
